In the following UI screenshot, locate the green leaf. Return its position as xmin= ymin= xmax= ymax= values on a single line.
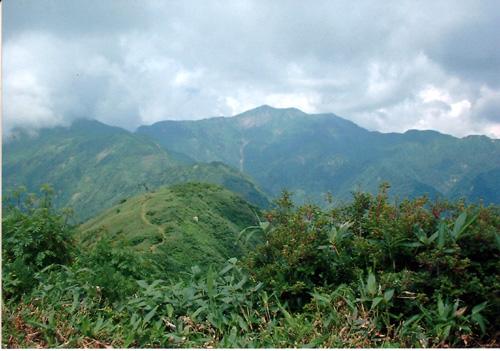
xmin=237 ymin=316 xmax=248 ymax=331
xmin=229 ymin=326 xmax=238 ymax=345
xmin=471 ymin=313 xmax=486 ymax=335
xmin=191 ymin=305 xmax=207 ymax=320
xmin=277 ymin=301 xmax=292 ymax=321
xmin=206 ymin=267 xmax=216 ymax=299
xmin=234 ymin=275 xmax=248 ymax=290
xmin=244 ymin=230 xmax=256 ymax=244
xmin=367 ymin=272 xmax=377 ymax=296
xmin=428 ymin=231 xmax=439 ymax=243
xmin=452 ymin=212 xmax=467 ymax=240
xmin=191 ymin=265 xmax=201 ymax=276
xmin=437 ymin=222 xmax=447 ymax=248
xmin=219 ymin=265 xmax=232 ymax=276
xmin=472 ymin=301 xmax=487 ymax=314
xmin=166 ymin=304 xmax=174 ymax=318
xmin=384 ymin=288 xmax=394 ymax=302
xmin=454 ymin=211 xmax=479 ymax=241
xmin=311 ymin=292 xmax=332 ymax=305
xmin=415 ymin=227 xmax=427 ymax=242
xmin=136 ymin=280 xmax=149 ymax=289
xmin=437 ymin=296 xmax=445 ymax=317
xmin=253 ymin=282 xmax=263 ymax=292
xmin=237 ymin=226 xmax=259 ymax=241
xmin=70 ymin=290 xmax=79 ymax=313
xmin=130 ymin=313 xmax=140 ymax=330
xmin=93 ymin=317 xmax=104 ymax=334
xmin=123 ymin=332 xmax=135 ymax=347
xmin=150 ymin=279 xmax=164 ymax=288
xmin=442 ymin=324 xmax=451 ymax=340
xmin=143 ymin=306 xmax=158 ymax=325
xmin=371 ymin=296 xmax=384 ymax=310
xmin=403 ymin=314 xmax=422 ymax=327
xmin=260 ymin=221 xmax=270 ymax=232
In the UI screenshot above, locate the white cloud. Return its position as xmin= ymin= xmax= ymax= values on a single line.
xmin=265 ymin=93 xmax=320 ymax=114
xmin=474 ymin=86 xmax=500 ymax=122
xmin=3 ymin=0 xmax=500 ymax=138
xmin=3 ymin=34 xmax=64 ymax=133
xmin=419 ymin=86 xmax=452 ymax=104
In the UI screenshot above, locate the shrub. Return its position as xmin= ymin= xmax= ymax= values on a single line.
xmin=2 ymin=185 xmax=74 ymax=299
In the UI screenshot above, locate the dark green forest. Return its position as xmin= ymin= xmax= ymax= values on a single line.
xmin=3 ymin=183 xmax=499 ymax=347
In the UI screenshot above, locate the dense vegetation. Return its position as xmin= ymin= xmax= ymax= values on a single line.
xmin=78 ymin=183 xmax=260 ymax=276
xmin=3 ymin=183 xmax=499 ymax=348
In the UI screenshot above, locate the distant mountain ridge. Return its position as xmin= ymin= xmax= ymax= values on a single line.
xmin=4 ymin=105 xmax=499 ymax=219
xmin=3 ymin=119 xmax=269 ymax=221
xmin=137 ymin=105 xmax=500 ymax=204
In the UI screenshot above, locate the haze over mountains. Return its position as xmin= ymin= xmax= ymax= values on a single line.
xmin=4 ymin=105 xmax=500 ymax=222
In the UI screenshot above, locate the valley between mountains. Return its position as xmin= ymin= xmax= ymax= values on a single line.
xmin=5 ymin=105 xmax=500 ymax=222
xmin=3 ymin=106 xmax=500 ymax=347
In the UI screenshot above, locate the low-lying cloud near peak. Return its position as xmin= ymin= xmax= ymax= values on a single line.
xmin=3 ymin=0 xmax=500 ymax=138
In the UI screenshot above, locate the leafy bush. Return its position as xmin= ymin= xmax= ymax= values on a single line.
xmin=246 ymin=199 xmax=342 ymax=309
xmin=2 ymin=185 xmax=74 ymax=298
xmin=246 ymin=186 xmax=499 ymax=345
xmin=73 ymin=238 xmax=163 ymax=302
xmin=3 ymin=184 xmax=499 ymax=347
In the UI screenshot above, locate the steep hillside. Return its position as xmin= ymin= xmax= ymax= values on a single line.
xmin=4 ymin=120 xmax=181 ymax=220
xmin=3 ymin=120 xmax=269 ymax=220
xmin=77 ymin=183 xmax=259 ymax=274
xmin=450 ymin=167 xmax=500 ymax=205
xmin=137 ymin=105 xmax=500 ymax=203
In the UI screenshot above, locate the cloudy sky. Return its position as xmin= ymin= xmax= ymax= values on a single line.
xmin=3 ymin=0 xmax=500 ymax=137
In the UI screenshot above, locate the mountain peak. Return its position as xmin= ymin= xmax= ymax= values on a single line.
xmin=253 ymin=104 xmax=275 ymax=111
xmin=235 ymin=105 xmax=306 ymax=118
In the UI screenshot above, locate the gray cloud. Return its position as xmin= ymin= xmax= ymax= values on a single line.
xmin=474 ymin=88 xmax=500 ymax=123
xmin=3 ymin=0 xmax=500 ymax=138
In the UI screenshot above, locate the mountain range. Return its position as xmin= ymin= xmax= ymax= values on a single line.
xmin=137 ymin=105 xmax=500 ymax=205
xmin=3 ymin=119 xmax=268 ymax=221
xmin=3 ymin=105 xmax=500 ymax=222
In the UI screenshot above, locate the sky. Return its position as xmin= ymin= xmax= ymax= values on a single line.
xmin=3 ymin=0 xmax=500 ymax=138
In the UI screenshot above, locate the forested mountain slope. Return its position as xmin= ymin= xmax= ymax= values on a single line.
xmin=137 ymin=105 xmax=500 ymax=204
xmin=3 ymin=120 xmax=268 ymax=220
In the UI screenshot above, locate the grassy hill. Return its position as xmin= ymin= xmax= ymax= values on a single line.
xmin=161 ymin=162 xmax=269 ymax=209
xmin=3 ymin=120 xmax=269 ymax=220
xmin=137 ymin=105 xmax=500 ymax=204
xmin=77 ymin=183 xmax=260 ymax=275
